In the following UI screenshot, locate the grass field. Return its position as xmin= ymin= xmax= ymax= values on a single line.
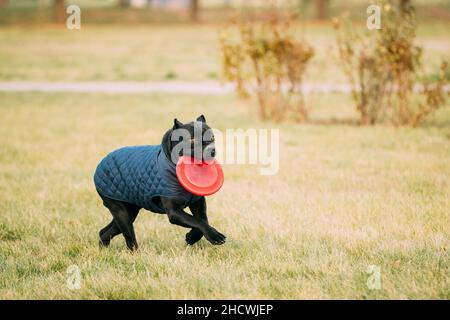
xmin=0 ymin=92 xmax=449 ymax=299
xmin=0 ymin=12 xmax=449 ymax=299
xmin=0 ymin=22 xmax=449 ymax=82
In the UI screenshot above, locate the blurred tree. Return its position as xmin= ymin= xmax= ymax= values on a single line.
xmin=399 ymin=0 xmax=412 ymax=14
xmin=190 ymin=0 xmax=199 ymax=22
xmin=316 ymin=0 xmax=329 ymax=20
xmin=223 ymin=0 xmax=232 ymax=8
xmin=54 ymin=0 xmax=65 ymax=23
xmin=119 ymin=0 xmax=130 ymax=7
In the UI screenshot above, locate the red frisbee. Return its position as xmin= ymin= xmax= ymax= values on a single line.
xmin=176 ymin=156 xmax=224 ymax=196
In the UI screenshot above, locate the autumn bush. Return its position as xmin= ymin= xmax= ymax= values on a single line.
xmin=220 ymin=15 xmax=314 ymax=122
xmin=334 ymin=0 xmax=448 ymax=126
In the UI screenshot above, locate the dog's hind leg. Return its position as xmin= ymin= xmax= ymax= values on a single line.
xmin=100 ymin=206 xmax=140 ymax=247
xmin=99 ymin=196 xmax=140 ymax=251
xmin=113 ymin=210 xmax=138 ymax=251
xmin=99 ymin=220 xmax=121 ymax=247
xmin=100 ymin=220 xmax=114 ymax=237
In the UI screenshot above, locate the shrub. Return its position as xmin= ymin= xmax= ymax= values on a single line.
xmin=220 ymin=14 xmax=314 ymax=122
xmin=334 ymin=0 xmax=448 ymax=126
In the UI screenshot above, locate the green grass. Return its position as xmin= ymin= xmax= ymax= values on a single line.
xmin=0 ymin=92 xmax=449 ymax=299
xmin=0 ymin=22 xmax=448 ymax=82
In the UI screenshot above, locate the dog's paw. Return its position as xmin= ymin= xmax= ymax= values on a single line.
xmin=186 ymin=229 xmax=203 ymax=245
xmin=203 ymin=227 xmax=226 ymax=245
xmin=98 ymin=239 xmax=110 ymax=248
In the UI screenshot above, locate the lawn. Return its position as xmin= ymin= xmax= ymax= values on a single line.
xmin=0 ymin=92 xmax=449 ymax=299
xmin=0 ymin=22 xmax=448 ymax=82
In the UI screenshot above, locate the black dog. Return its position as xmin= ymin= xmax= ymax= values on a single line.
xmin=94 ymin=115 xmax=226 ymax=251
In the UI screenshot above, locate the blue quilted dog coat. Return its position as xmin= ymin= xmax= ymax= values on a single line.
xmin=94 ymin=145 xmax=200 ymax=213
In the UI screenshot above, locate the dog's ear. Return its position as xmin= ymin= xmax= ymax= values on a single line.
xmin=196 ymin=115 xmax=206 ymax=123
xmin=173 ymin=118 xmax=183 ymax=129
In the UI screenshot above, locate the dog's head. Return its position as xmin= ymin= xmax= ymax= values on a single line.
xmin=162 ymin=115 xmax=216 ymax=164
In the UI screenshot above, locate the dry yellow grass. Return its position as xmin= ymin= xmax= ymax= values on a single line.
xmin=0 ymin=22 xmax=448 ymax=82
xmin=0 ymin=92 xmax=449 ymax=299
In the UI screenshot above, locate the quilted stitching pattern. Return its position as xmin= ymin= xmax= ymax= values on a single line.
xmin=94 ymin=145 xmax=198 ymax=213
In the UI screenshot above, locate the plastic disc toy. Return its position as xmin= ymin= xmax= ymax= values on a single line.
xmin=176 ymin=156 xmax=224 ymax=196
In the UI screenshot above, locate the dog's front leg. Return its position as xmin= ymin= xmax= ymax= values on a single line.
xmin=186 ymin=197 xmax=208 ymax=245
xmin=161 ymin=197 xmax=226 ymax=245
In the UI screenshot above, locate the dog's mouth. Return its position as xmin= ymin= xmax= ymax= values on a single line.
xmin=168 ymin=137 xmax=216 ymax=165
xmin=200 ymin=157 xmax=215 ymax=165
xmin=185 ymin=154 xmax=215 ymax=165
xmin=182 ymin=145 xmax=215 ymax=163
